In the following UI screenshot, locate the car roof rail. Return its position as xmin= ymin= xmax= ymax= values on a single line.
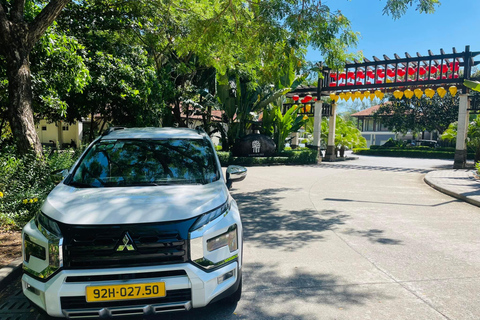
xmin=102 ymin=127 xmax=126 ymax=136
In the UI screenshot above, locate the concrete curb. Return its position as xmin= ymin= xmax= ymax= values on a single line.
xmin=0 ymin=257 xmax=23 ymax=289
xmin=424 ymin=172 xmax=480 ymax=208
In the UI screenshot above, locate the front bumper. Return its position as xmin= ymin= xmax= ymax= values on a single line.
xmin=22 ymin=261 xmax=239 ymax=318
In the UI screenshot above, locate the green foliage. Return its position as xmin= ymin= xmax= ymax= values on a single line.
xmin=476 ymin=161 xmax=480 ymax=175
xmin=335 ymin=116 xmax=366 ymax=149
xmin=217 ymin=149 xmax=318 ymax=166
xmin=441 ymin=114 xmax=480 ymax=162
xmin=0 ymin=147 xmax=81 ymax=228
xmin=353 ymin=148 xmax=475 ymax=160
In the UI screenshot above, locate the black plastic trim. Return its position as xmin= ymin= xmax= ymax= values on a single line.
xmin=65 ymin=270 xmax=187 ymax=283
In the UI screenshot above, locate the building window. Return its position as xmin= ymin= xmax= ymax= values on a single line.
xmin=62 ymin=125 xmax=69 ymax=131
xmin=42 ymin=126 xmax=47 ymax=131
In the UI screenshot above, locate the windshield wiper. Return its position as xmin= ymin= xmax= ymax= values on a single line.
xmin=66 ymin=181 xmax=99 ymax=188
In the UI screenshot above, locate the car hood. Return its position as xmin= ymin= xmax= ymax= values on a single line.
xmin=42 ymin=180 xmax=229 ymax=225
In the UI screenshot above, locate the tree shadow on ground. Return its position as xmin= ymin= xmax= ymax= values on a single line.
xmin=147 ymin=262 xmax=392 ymax=320
xmin=341 ymin=228 xmax=403 ymax=245
xmin=231 ymin=188 xmax=349 ymax=251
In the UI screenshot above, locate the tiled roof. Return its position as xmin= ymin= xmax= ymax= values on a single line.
xmin=351 ymin=102 xmax=392 ymax=117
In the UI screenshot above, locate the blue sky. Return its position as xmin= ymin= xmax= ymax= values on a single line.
xmin=306 ymin=0 xmax=480 ymax=63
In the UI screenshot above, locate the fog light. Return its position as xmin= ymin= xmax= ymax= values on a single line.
xmin=217 ymin=270 xmax=234 ymax=284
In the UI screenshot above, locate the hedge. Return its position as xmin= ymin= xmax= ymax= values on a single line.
xmin=216 ymin=149 xmax=319 ymax=166
xmin=353 ymin=148 xmax=475 ymax=159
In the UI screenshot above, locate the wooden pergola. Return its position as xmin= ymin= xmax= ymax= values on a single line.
xmin=288 ymin=45 xmax=480 ymax=167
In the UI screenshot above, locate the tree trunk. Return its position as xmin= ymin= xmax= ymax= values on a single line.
xmin=5 ymin=47 xmax=42 ymax=156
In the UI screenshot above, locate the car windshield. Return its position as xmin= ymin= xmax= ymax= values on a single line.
xmin=68 ymin=138 xmax=219 ymax=187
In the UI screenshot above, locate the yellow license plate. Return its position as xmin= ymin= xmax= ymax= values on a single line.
xmin=86 ymin=282 xmax=166 ymax=302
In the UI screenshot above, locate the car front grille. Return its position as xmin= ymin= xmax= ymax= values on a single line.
xmin=61 ymin=218 xmax=196 ymax=269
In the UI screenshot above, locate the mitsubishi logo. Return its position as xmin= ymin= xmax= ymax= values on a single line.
xmin=116 ymin=232 xmax=135 ymax=252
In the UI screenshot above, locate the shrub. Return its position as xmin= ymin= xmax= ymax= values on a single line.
xmin=0 ymin=147 xmax=82 ymax=228
xmin=476 ymin=161 xmax=480 ymax=176
xmin=216 ymin=149 xmax=318 ymax=166
xmin=352 ymin=148 xmax=475 ymax=160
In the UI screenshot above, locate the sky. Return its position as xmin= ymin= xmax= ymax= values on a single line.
xmin=306 ymin=0 xmax=480 ymax=64
xmin=306 ymin=0 xmax=480 ymax=113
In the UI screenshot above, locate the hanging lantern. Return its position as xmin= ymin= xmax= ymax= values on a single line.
xmin=375 ymin=90 xmax=384 ymax=100
xmin=303 ymin=115 xmax=309 ymax=120
xmin=314 ymin=98 xmax=318 ymax=101
xmin=369 ymin=93 xmax=376 ymax=101
xmin=305 ymin=104 xmax=312 ymax=112
xmin=437 ymin=87 xmax=447 ymax=98
xmin=304 ymin=95 xmax=313 ymax=103
xmin=339 ymin=92 xmax=346 ymax=101
xmin=357 ymin=70 xmax=365 ymax=79
xmin=404 ymin=89 xmax=414 ymax=99
xmin=339 ymin=72 xmax=346 ymax=80
xmin=329 ymin=93 xmax=337 ymax=101
xmin=425 ymin=88 xmax=435 ymax=99
xmin=345 ymin=92 xmax=353 ymax=100
xmin=430 ymin=66 xmax=438 ymax=74
xmin=364 ymin=91 xmax=371 ymax=99
xmin=393 ymin=90 xmax=403 ymax=99
xmin=347 ymin=71 xmax=355 ymax=79
xmin=377 ymin=70 xmax=385 ymax=78
xmin=356 ymin=81 xmax=363 ymax=85
xmin=366 ymin=81 xmax=372 ymax=85
xmin=292 ymin=95 xmax=299 ymax=101
xmin=449 ymin=86 xmax=458 ymax=97
xmin=300 ymin=98 xmax=306 ymax=104
xmin=397 ymin=68 xmax=406 ymax=77
xmin=387 ymin=68 xmax=395 ymax=78
xmin=414 ymin=88 xmax=423 ymax=99
xmin=441 ymin=65 xmax=448 ymax=74
xmin=330 ymin=73 xmax=337 ymax=80
xmin=354 ymin=91 xmax=362 ymax=100
xmin=329 ymin=82 xmax=337 ymax=87
xmin=367 ymin=70 xmax=375 ymax=79
xmin=408 ymin=67 xmax=417 ymax=76
xmin=386 ymin=79 xmax=393 ymax=83
xmin=347 ymin=82 xmax=354 ymax=86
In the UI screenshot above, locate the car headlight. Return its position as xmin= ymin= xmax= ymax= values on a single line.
xmin=190 ymin=224 xmax=238 ymax=270
xmin=22 ymin=213 xmax=63 ymax=280
xmin=189 ymin=201 xmax=231 ymax=232
xmin=207 ymin=225 xmax=238 ymax=252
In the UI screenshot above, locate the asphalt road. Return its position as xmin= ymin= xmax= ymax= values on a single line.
xmin=2 ymin=155 xmax=479 ymax=319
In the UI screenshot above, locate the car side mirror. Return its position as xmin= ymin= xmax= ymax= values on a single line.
xmin=226 ymin=165 xmax=247 ymax=189
xmin=51 ymin=169 xmax=69 ymax=184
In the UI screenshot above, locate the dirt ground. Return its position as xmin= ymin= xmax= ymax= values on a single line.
xmin=0 ymin=226 xmax=22 ymax=268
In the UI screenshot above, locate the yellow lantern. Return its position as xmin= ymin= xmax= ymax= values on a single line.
xmin=393 ymin=90 xmax=403 ymax=99
xmin=437 ymin=87 xmax=447 ymax=98
xmin=375 ymin=90 xmax=384 ymax=100
xmin=364 ymin=91 xmax=370 ymax=98
xmin=346 ymin=92 xmax=352 ymax=100
xmin=369 ymin=93 xmax=376 ymax=101
xmin=404 ymin=89 xmax=414 ymax=99
xmin=329 ymin=93 xmax=336 ymax=101
xmin=302 ymin=115 xmax=309 ymax=120
xmin=354 ymin=91 xmax=362 ymax=100
xmin=449 ymin=86 xmax=458 ymax=97
xmin=425 ymin=88 xmax=435 ymax=99
xmin=305 ymin=104 xmax=311 ymax=112
xmin=339 ymin=92 xmax=346 ymax=101
xmin=414 ymin=88 xmax=423 ymax=99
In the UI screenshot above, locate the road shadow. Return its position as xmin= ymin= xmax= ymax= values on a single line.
xmin=341 ymin=228 xmax=403 ymax=245
xmin=312 ymin=163 xmax=432 ymax=174
xmin=231 ymin=188 xmax=349 ymax=251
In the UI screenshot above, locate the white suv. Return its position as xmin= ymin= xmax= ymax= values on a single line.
xmin=21 ymin=127 xmax=246 ymax=318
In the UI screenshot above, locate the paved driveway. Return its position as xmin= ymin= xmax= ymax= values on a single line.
xmin=2 ymin=156 xmax=479 ymax=319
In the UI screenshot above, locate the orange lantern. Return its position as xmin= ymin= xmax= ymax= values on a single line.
xmin=414 ymin=88 xmax=423 ymax=99
xmin=393 ymin=90 xmax=403 ymax=99
xmin=404 ymin=89 xmax=414 ymax=99
xmin=425 ymin=88 xmax=435 ymax=99
xmin=437 ymin=87 xmax=447 ymax=98
xmin=375 ymin=90 xmax=384 ymax=100
xmin=449 ymin=86 xmax=458 ymax=97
